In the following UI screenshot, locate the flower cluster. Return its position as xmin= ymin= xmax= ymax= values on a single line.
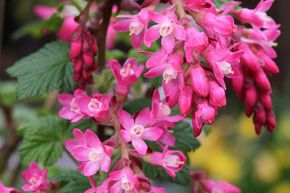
xmin=3 ymin=0 xmax=279 ymax=193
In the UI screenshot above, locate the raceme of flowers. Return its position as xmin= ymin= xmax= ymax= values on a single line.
xmin=1 ymin=0 xmax=280 ymax=193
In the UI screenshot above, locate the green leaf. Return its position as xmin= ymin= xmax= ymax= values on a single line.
xmin=106 ymin=49 xmax=126 ymax=60
xmin=142 ymin=161 xmax=190 ymax=185
xmin=7 ymin=41 xmax=75 ymax=100
xmin=18 ymin=116 xmax=70 ymax=166
xmin=214 ymin=0 xmax=231 ymax=7
xmin=124 ymin=98 xmax=152 ymax=114
xmin=54 ymin=171 xmax=91 ymax=193
xmin=172 ymin=122 xmax=200 ymax=153
xmin=12 ymin=21 xmax=43 ymax=40
xmin=150 ymin=76 xmax=163 ymax=88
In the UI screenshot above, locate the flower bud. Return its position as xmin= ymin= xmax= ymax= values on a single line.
xmin=190 ymin=65 xmax=209 ymax=97
xmin=209 ymin=81 xmax=226 ymax=107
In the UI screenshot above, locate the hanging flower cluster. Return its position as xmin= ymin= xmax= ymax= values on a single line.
xmin=2 ymin=0 xmax=280 ymax=193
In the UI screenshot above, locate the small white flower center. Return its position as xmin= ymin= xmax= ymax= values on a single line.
xmin=129 ymin=21 xmax=144 ymax=36
xmin=88 ymin=99 xmax=102 ymax=114
xmin=121 ymin=177 xmax=134 ymax=191
xmin=163 ymin=155 xmax=183 ymax=168
xmin=88 ymin=149 xmax=102 ymax=161
xmin=218 ymin=61 xmax=234 ymax=75
xmin=163 ymin=66 xmax=177 ymax=84
xmin=159 ymin=21 xmax=174 ymax=37
xmin=120 ymin=63 xmax=135 ymax=78
xmin=159 ymin=103 xmax=171 ymax=117
xmin=70 ymin=98 xmax=80 ymax=113
xmin=29 ymin=175 xmax=42 ymax=186
xmin=130 ymin=124 xmax=145 ymax=138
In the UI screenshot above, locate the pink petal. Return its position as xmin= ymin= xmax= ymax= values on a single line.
xmin=132 ymin=138 xmax=147 ymax=155
xmin=135 ymin=107 xmax=150 ymax=126
xmin=58 ymin=93 xmax=73 ymax=105
xmin=144 ymin=25 xmax=161 ymax=47
xmin=71 ymin=146 xmax=90 ymax=161
xmin=85 ymin=129 xmax=101 ymax=148
xmin=131 ymin=31 xmax=144 ymax=49
xmin=142 ymin=127 xmax=163 ymax=141
xmin=118 ymin=110 xmax=135 ymax=130
xmin=161 ymin=33 xmax=175 ymax=53
xmin=101 ymin=155 xmax=111 ymax=172
xmin=82 ymin=161 xmax=100 ymax=176
xmin=144 ymin=64 xmax=166 ymax=78
xmin=73 ymin=128 xmax=86 ymax=145
xmin=174 ymin=24 xmax=186 ymax=41
xmin=119 ymin=130 xmax=132 ymax=142
xmin=113 ymin=19 xmax=131 ymax=32
xmin=34 ymin=5 xmax=56 ymax=20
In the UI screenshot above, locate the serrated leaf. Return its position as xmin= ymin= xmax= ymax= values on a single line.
xmin=55 ymin=171 xmax=91 ymax=193
xmin=142 ymin=161 xmax=190 ymax=185
xmin=7 ymin=41 xmax=75 ymax=100
xmin=19 ymin=116 xmax=70 ymax=166
xmin=172 ymin=122 xmax=200 ymax=153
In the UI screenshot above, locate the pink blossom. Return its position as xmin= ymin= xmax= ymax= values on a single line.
xmin=190 ymin=65 xmax=209 ymax=97
xmin=65 ymin=129 xmax=112 ymax=176
xmin=109 ymin=167 xmax=138 ymax=193
xmin=119 ymin=108 xmax=163 ymax=155
xmin=75 ymin=93 xmax=111 ymax=123
xmin=184 ymin=27 xmax=208 ymax=63
xmin=150 ymin=89 xmax=183 ymax=127
xmin=233 ymin=0 xmax=276 ymax=29
xmin=145 ymin=11 xmax=186 ymax=53
xmin=202 ymin=179 xmax=241 ymax=193
xmin=209 ymin=81 xmax=226 ymax=108
xmin=109 ymin=58 xmax=144 ymax=96
xmin=204 ymin=46 xmax=243 ymax=88
xmin=149 ymin=146 xmax=186 ymax=177
xmin=34 ymin=5 xmax=55 ymax=20
xmin=178 ymin=85 xmax=193 ymax=116
xmin=192 ymin=100 xmax=216 ymax=137
xmin=114 ymin=8 xmax=150 ymax=48
xmin=0 ymin=182 xmax=18 ymax=193
xmin=21 ymin=162 xmax=51 ymax=193
xmin=58 ymin=89 xmax=86 ymax=123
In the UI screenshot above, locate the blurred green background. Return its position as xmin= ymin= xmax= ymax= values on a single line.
xmin=0 ymin=1 xmax=290 ymax=193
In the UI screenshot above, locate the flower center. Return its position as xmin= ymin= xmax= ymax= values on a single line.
xmin=29 ymin=175 xmax=42 ymax=186
xmin=129 ymin=21 xmax=144 ymax=35
xmin=88 ymin=149 xmax=102 ymax=161
xmin=159 ymin=103 xmax=171 ymax=117
xmin=88 ymin=99 xmax=102 ymax=114
xmin=121 ymin=177 xmax=134 ymax=191
xmin=163 ymin=66 xmax=177 ymax=84
xmin=163 ymin=154 xmax=183 ymax=168
xmin=218 ymin=61 xmax=234 ymax=75
xmin=159 ymin=21 xmax=174 ymax=37
xmin=130 ymin=124 xmax=145 ymax=138
xmin=70 ymin=98 xmax=80 ymax=113
xmin=120 ymin=63 xmax=135 ymax=78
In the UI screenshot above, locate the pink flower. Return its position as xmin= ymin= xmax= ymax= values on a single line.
xmin=192 ymin=100 xmax=216 ymax=137
xmin=178 ymin=85 xmax=193 ymax=116
xmin=21 ymin=162 xmax=51 ymax=193
xmin=233 ymin=0 xmax=276 ymax=29
xmin=145 ymin=11 xmax=186 ymax=53
xmin=190 ymin=65 xmax=209 ymax=97
xmin=65 ymin=129 xmax=112 ymax=176
xmin=184 ymin=27 xmax=208 ymax=63
xmin=114 ymin=8 xmax=150 ymax=48
xmin=109 ymin=58 xmax=144 ymax=96
xmin=204 ymin=46 xmax=243 ymax=88
xmin=150 ymin=89 xmax=183 ymax=127
xmin=34 ymin=5 xmax=78 ymax=41
xmin=109 ymin=167 xmax=138 ymax=193
xmin=149 ymin=146 xmax=186 ymax=177
xmin=119 ymin=108 xmax=163 ymax=155
xmin=0 ymin=182 xmax=18 ymax=193
xmin=75 ymin=93 xmax=112 ymax=123
xmin=202 ymin=179 xmax=241 ymax=193
xmin=209 ymin=81 xmax=226 ymax=108
xmin=58 ymin=89 xmax=86 ymax=123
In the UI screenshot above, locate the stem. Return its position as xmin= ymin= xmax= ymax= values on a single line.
xmin=112 ymin=117 xmax=129 ymax=159
xmin=96 ymin=0 xmax=115 ymax=71
xmin=171 ymin=0 xmax=186 ymax=18
xmin=88 ymin=176 xmax=96 ymax=189
xmin=71 ymin=0 xmax=83 ymax=12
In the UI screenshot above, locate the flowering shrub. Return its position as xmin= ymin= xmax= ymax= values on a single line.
xmin=2 ymin=0 xmax=280 ymax=192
